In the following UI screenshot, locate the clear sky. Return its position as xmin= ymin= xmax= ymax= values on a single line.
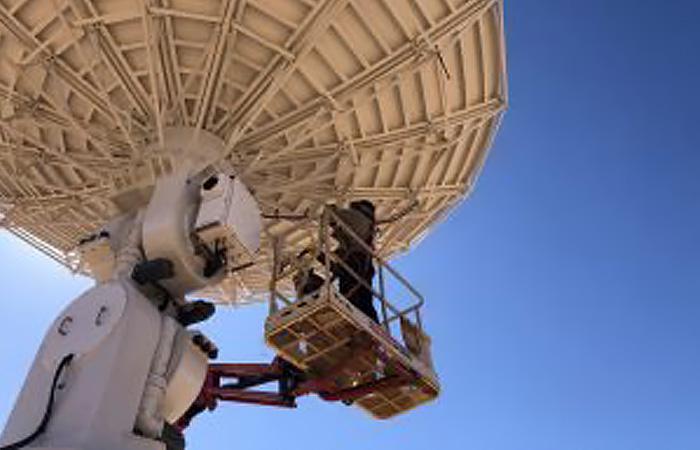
xmin=2 ymin=1 xmax=700 ymax=449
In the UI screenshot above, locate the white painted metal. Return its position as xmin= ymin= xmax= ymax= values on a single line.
xmin=142 ymin=156 xmax=262 ymax=296
xmin=0 ymin=280 xmax=166 ymax=450
xmin=195 ymin=174 xmax=262 ymax=257
xmin=40 ymin=281 xmax=127 ymax=370
xmin=1 ymin=276 xmax=210 ymax=449
xmin=136 ymin=314 xmax=180 ymax=439
xmin=0 ymin=0 xmax=508 ymax=306
xmin=142 ymin=166 xmax=211 ymax=296
xmin=162 ymin=331 xmax=209 ymax=424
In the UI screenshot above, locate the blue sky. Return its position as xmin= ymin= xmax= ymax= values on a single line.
xmin=2 ymin=1 xmax=700 ymax=449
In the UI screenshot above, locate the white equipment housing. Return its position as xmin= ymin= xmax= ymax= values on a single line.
xmin=142 ymin=169 xmax=261 ymax=296
xmin=195 ymin=175 xmax=262 ymax=259
xmin=1 ymin=280 xmax=206 ymax=450
xmin=1 ymin=157 xmax=263 ymax=449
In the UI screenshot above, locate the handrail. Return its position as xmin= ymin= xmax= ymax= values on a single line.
xmin=268 ymin=204 xmax=427 ymax=345
xmin=324 ymin=207 xmax=425 ymax=307
xmin=322 ymin=208 xmax=421 ymax=327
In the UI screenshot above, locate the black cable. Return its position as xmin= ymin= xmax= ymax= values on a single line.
xmin=0 ymin=353 xmax=75 ymax=450
xmin=228 ymin=261 xmax=255 ymax=274
xmin=261 ymin=212 xmax=309 ymax=221
xmin=376 ymin=199 xmax=420 ymax=225
xmin=261 ymin=207 xmax=312 ymax=221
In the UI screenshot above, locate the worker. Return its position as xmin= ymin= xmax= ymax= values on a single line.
xmin=326 ymin=200 xmax=379 ymax=323
xmin=292 ymin=247 xmax=325 ymax=299
xmin=334 ymin=245 xmax=378 ymax=323
xmin=329 ymin=200 xmax=376 ymax=247
xmin=294 ymin=266 xmax=325 ymax=299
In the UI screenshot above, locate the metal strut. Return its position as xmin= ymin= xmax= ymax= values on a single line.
xmin=176 ymin=339 xmax=418 ymax=431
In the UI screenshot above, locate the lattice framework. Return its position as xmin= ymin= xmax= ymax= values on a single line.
xmin=0 ymin=0 xmax=507 ymax=303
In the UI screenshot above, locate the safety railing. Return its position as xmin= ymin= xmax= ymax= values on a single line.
xmin=267 ymin=205 xmax=426 ymax=350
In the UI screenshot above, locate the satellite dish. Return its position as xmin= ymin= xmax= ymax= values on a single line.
xmin=0 ymin=2 xmax=510 ymax=446
xmin=0 ymin=0 xmax=507 ymax=304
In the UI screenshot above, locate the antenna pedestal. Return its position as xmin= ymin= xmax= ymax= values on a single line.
xmin=0 ymin=280 xmax=166 ymax=450
xmin=2 ymin=160 xmax=261 ymax=449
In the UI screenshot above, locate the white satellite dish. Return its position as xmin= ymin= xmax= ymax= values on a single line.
xmin=0 ymin=0 xmax=506 ymax=304
xmin=0 ymin=1 xmax=507 ymax=448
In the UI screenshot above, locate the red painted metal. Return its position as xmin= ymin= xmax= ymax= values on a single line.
xmin=177 ymin=353 xmax=419 ymax=430
xmin=209 ymin=389 xmax=295 ymax=408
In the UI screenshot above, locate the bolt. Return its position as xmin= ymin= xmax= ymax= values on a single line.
xmin=192 ymin=334 xmax=205 ymax=347
xmin=95 ymin=306 xmax=109 ymax=326
xmin=58 ymin=316 xmax=73 ymax=336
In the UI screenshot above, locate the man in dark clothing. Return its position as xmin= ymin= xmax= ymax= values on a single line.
xmin=333 ymin=246 xmax=378 ymax=322
xmin=294 ymin=266 xmax=325 ymax=299
xmin=327 ymin=200 xmax=379 ymax=323
xmin=330 ymin=201 xmax=375 ymax=247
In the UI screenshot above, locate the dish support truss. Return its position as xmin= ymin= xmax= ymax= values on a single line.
xmin=0 ymin=0 xmax=508 ymax=305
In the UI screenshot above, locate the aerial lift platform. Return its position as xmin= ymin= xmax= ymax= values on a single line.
xmin=265 ymin=289 xmax=439 ymax=419
xmin=178 ymin=208 xmax=438 ymax=426
xmin=265 ymin=208 xmax=438 ymax=419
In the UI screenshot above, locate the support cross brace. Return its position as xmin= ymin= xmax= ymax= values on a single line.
xmin=177 ymin=349 xmax=418 ymax=430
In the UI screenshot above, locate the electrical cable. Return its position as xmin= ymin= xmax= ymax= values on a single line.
xmin=0 ymin=353 xmax=75 ymax=450
xmin=261 ymin=212 xmax=310 ymax=221
xmin=376 ymin=199 xmax=420 ymax=225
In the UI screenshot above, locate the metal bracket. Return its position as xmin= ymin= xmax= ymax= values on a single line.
xmin=176 ymin=344 xmax=417 ymax=431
